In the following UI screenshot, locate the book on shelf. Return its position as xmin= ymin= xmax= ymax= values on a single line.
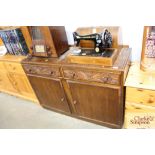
xmin=0 ymin=38 xmax=7 ymax=56
xmin=0 ymin=28 xmax=29 ymax=56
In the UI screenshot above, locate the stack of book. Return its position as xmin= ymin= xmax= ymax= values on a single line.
xmin=0 ymin=28 xmax=29 ymax=56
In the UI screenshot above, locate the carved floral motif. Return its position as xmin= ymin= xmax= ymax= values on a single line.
xmin=23 ymin=65 xmax=60 ymax=78
xmin=63 ymin=70 xmax=120 ymax=85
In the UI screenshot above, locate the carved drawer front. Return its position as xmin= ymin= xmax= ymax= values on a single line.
xmin=23 ymin=65 xmax=60 ymax=78
xmin=63 ymin=69 xmax=121 ymax=85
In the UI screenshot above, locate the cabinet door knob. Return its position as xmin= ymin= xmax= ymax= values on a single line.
xmin=73 ymin=100 xmax=77 ymax=105
xmin=13 ymin=82 xmax=17 ymax=85
xmin=61 ymin=98 xmax=64 ymax=102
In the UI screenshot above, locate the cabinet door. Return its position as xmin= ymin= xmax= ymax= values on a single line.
xmin=28 ymin=75 xmax=71 ymax=113
xmin=0 ymin=70 xmax=17 ymax=92
xmin=68 ymin=80 xmax=122 ymax=126
xmin=8 ymin=73 xmax=37 ymax=100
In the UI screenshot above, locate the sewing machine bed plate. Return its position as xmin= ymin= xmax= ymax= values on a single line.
xmin=67 ymin=48 xmax=118 ymax=66
xmin=76 ymin=49 xmax=114 ymax=57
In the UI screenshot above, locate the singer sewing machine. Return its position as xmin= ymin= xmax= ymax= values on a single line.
xmin=73 ymin=29 xmax=112 ymax=53
xmin=67 ymin=27 xmax=122 ymax=66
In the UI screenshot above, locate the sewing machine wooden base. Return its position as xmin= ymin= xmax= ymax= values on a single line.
xmin=67 ymin=48 xmax=118 ymax=66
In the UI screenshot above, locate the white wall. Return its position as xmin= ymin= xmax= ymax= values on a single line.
xmin=65 ymin=25 xmax=144 ymax=61
xmin=1 ymin=0 xmax=155 ymax=62
xmin=51 ymin=0 xmax=155 ymax=62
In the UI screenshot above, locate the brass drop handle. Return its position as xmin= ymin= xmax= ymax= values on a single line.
xmin=148 ymin=96 xmax=154 ymax=103
xmin=13 ymin=67 xmax=16 ymax=70
xmin=73 ymin=100 xmax=77 ymax=105
xmin=61 ymin=98 xmax=65 ymax=102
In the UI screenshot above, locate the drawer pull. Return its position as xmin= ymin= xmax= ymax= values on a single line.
xmin=137 ymin=88 xmax=143 ymax=91
xmin=102 ymin=77 xmax=108 ymax=82
xmin=61 ymin=98 xmax=65 ymax=102
xmin=72 ymin=73 xmax=76 ymax=78
xmin=134 ymin=107 xmax=141 ymax=110
xmin=13 ymin=67 xmax=16 ymax=70
xmin=51 ymin=71 xmax=54 ymax=75
xmin=148 ymin=97 xmax=154 ymax=103
xmin=73 ymin=100 xmax=77 ymax=105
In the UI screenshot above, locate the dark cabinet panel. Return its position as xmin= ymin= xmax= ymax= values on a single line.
xmin=68 ymin=80 xmax=121 ymax=125
xmin=28 ymin=75 xmax=70 ymax=113
xmin=22 ymin=47 xmax=131 ymax=128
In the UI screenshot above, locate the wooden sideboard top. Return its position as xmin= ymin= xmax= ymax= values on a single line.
xmin=22 ymin=47 xmax=131 ymax=71
xmin=0 ymin=55 xmax=26 ymax=63
xmin=125 ymin=62 xmax=155 ymax=90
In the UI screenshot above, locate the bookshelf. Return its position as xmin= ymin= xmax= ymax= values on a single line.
xmin=0 ymin=26 xmax=32 ymax=56
xmin=0 ymin=26 xmax=38 ymax=103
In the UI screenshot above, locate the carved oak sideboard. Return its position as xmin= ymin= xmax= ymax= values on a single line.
xmin=22 ymin=47 xmax=131 ymax=128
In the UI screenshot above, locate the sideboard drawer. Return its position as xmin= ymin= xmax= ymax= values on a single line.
xmin=63 ymin=69 xmax=121 ymax=85
xmin=23 ymin=65 xmax=61 ymax=78
xmin=126 ymin=87 xmax=155 ymax=107
xmin=4 ymin=62 xmax=24 ymax=74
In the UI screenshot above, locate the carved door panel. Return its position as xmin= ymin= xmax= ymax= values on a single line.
xmin=28 ymin=75 xmax=71 ymax=113
xmin=68 ymin=80 xmax=121 ymax=125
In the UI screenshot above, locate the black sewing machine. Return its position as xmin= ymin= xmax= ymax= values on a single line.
xmin=67 ymin=27 xmax=120 ymax=66
xmin=73 ymin=29 xmax=112 ymax=53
